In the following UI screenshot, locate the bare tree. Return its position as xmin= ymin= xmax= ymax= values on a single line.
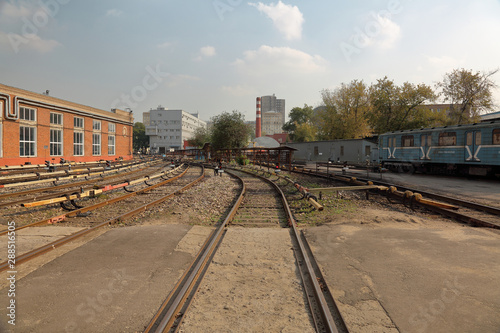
xmin=437 ymin=68 xmax=498 ymax=124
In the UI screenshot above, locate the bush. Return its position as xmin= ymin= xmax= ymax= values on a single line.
xmin=236 ymin=155 xmax=249 ymax=165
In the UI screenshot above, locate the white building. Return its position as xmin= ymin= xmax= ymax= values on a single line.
xmin=260 ymin=94 xmax=285 ymax=135
xmin=145 ymin=106 xmax=206 ymax=153
xmin=262 ymin=111 xmax=284 ymax=136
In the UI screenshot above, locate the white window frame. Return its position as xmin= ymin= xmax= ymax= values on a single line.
xmin=20 ymin=126 xmax=36 ymax=157
xmin=74 ymin=116 xmax=84 ymax=129
xmin=50 ymin=129 xmax=63 ymax=156
xmin=50 ymin=112 xmax=63 ymax=125
xmin=108 ymin=122 xmax=116 ymax=133
xmin=74 ymin=131 xmax=84 ymax=156
xmin=92 ymin=133 xmax=101 ymax=156
xmin=19 ymin=107 xmax=36 ymax=121
xmin=93 ymin=120 xmax=101 ymax=131
xmin=108 ymin=135 xmax=115 ymax=156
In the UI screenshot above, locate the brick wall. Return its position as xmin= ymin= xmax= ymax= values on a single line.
xmin=0 ymin=84 xmax=134 ymax=166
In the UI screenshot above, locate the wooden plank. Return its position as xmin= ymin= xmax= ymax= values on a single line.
xmin=307 ymin=185 xmax=386 ymax=192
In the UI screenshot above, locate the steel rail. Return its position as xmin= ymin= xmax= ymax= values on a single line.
xmin=0 ymin=164 xmax=203 ymax=271
xmin=234 ymin=166 xmax=348 ymax=333
xmin=298 ymin=166 xmax=500 ymax=216
xmin=144 ymin=169 xmax=246 ymax=333
xmin=0 ymin=160 xmax=141 ymax=183
xmin=288 ymin=165 xmax=500 ymax=229
xmin=0 ymin=164 xmax=186 ymax=236
xmin=0 ymin=159 xmax=161 ymax=193
xmin=0 ymin=160 xmax=165 ymax=206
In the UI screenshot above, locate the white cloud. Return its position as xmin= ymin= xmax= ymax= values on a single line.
xmin=200 ymin=46 xmax=216 ymax=57
xmin=221 ymin=85 xmax=258 ymax=97
xmin=194 ymin=46 xmax=216 ymax=61
xmin=249 ymin=1 xmax=304 ymax=40
xmin=0 ymin=32 xmax=61 ymax=53
xmin=157 ymin=41 xmax=172 ymax=49
xmin=106 ymin=9 xmax=123 ymax=17
xmin=425 ymin=55 xmax=465 ymax=70
xmin=374 ymin=14 xmax=401 ymax=49
xmin=165 ymin=74 xmax=200 ymax=88
xmin=354 ymin=13 xmax=400 ymax=50
xmin=0 ymin=2 xmax=32 ymax=20
xmin=233 ymin=45 xmax=327 ymax=75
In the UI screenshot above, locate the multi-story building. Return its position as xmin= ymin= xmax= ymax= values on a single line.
xmin=261 ymin=94 xmax=285 ymax=117
xmin=260 ymin=94 xmax=285 ymax=135
xmin=145 ymin=106 xmax=206 ymax=153
xmin=0 ymin=83 xmax=134 ymax=166
xmin=261 ymin=111 xmax=284 ymax=136
xmin=142 ymin=111 xmax=150 ymax=126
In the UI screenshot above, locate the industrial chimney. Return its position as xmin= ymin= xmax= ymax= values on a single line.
xmin=256 ymin=97 xmax=261 ymax=138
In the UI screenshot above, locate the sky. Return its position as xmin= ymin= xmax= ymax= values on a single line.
xmin=1 ymin=0 xmax=500 ymax=124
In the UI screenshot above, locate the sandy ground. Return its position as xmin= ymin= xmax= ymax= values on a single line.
xmin=305 ymin=207 xmax=500 ymax=333
xmin=179 ymin=227 xmax=315 ymax=333
xmin=0 ymin=224 xmax=212 ymax=333
xmin=316 ymin=163 xmax=500 ymax=207
xmin=0 ymin=225 xmax=87 ymax=262
xmin=0 ymin=170 xmax=499 ymax=332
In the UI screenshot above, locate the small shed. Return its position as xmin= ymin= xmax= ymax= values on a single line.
xmin=287 ymin=138 xmax=379 ymax=164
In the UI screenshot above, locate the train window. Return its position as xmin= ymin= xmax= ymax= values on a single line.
xmin=475 ymin=132 xmax=481 ymax=145
xmin=438 ymin=132 xmax=456 ymax=146
xmin=466 ymin=132 xmax=473 ymax=145
xmin=493 ymin=129 xmax=500 ymax=144
xmin=421 ymin=135 xmax=431 ymax=146
xmin=388 ymin=137 xmax=395 ymax=147
xmin=401 ymin=135 xmax=414 ymax=147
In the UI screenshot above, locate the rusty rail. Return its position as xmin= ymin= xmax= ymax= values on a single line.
xmin=0 ymin=164 xmax=204 ymax=272
xmin=144 ymin=168 xmax=245 ymax=332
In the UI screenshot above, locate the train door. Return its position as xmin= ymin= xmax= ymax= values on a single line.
xmin=465 ymin=131 xmax=481 ymax=162
xmin=420 ymin=134 xmax=431 ymax=160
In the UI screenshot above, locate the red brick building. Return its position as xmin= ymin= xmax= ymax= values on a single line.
xmin=0 ymin=84 xmax=134 ymax=166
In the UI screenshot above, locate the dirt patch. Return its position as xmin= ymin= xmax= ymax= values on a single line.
xmin=131 ymin=171 xmax=240 ymax=226
xmin=179 ymin=228 xmax=315 ymax=333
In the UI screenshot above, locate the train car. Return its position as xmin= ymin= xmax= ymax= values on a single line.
xmin=379 ymin=121 xmax=500 ymax=177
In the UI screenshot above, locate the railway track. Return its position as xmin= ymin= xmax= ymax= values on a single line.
xmin=0 ymin=158 xmax=151 ymax=186
xmin=0 ymin=163 xmax=204 ymax=272
xmin=281 ymin=163 xmax=500 ymax=230
xmin=0 ymin=160 xmax=168 ymax=209
xmin=145 ymin=167 xmax=348 ymax=333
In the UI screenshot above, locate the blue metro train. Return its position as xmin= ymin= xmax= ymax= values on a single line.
xmin=379 ymin=120 xmax=500 ymax=177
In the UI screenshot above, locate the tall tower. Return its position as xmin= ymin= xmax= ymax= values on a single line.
xmin=256 ymin=97 xmax=262 ymax=138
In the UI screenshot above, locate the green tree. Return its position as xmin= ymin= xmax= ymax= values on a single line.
xmin=188 ymin=126 xmax=211 ymax=148
xmin=437 ymin=68 xmax=498 ymax=124
xmin=293 ymin=122 xmax=317 ymax=142
xmin=133 ymin=122 xmax=149 ymax=151
xmin=367 ymin=77 xmax=436 ymax=133
xmin=318 ymin=80 xmax=370 ymax=140
xmin=282 ymin=104 xmax=314 ymax=141
xmin=211 ymin=111 xmax=251 ymax=150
